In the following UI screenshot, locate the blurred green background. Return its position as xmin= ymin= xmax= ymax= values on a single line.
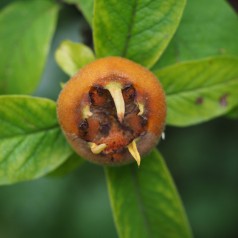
xmin=0 ymin=2 xmax=238 ymax=238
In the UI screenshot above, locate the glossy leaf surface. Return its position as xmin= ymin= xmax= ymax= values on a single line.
xmin=0 ymin=0 xmax=59 ymax=94
xmin=154 ymin=0 xmax=238 ymax=69
xmin=55 ymin=40 xmax=95 ymax=76
xmin=0 ymin=96 xmax=72 ymax=184
xmin=105 ymin=149 xmax=192 ymax=238
xmin=155 ymin=56 xmax=238 ymax=126
xmin=94 ymin=0 xmax=186 ymax=68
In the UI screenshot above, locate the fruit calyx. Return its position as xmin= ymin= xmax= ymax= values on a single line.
xmin=79 ymin=81 xmax=147 ymax=166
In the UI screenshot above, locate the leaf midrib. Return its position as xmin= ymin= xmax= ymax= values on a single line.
xmin=0 ymin=124 xmax=60 ymax=140
xmin=130 ymin=165 xmax=152 ymax=237
xmin=121 ymin=0 xmax=138 ymax=57
xmin=165 ymin=76 xmax=238 ymax=97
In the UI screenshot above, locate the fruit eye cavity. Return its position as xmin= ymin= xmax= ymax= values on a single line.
xmin=78 ymin=82 xmax=147 ymax=166
xmin=57 ymin=57 xmax=166 ymax=166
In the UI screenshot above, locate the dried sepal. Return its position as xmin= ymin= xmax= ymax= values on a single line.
xmin=128 ymin=139 xmax=141 ymax=166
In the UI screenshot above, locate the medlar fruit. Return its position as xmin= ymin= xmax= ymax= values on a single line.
xmin=57 ymin=57 xmax=166 ymax=166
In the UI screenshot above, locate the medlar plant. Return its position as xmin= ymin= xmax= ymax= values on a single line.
xmin=0 ymin=0 xmax=238 ymax=238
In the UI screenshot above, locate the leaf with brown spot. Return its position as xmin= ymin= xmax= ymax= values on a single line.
xmin=154 ymin=56 xmax=238 ymax=126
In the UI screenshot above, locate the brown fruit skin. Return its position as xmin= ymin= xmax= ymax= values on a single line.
xmin=57 ymin=57 xmax=166 ymax=166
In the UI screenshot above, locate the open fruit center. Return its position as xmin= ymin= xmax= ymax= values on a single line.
xmin=77 ymin=83 xmax=147 ymax=163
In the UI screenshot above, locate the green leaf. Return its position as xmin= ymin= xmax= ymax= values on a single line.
xmin=48 ymin=153 xmax=84 ymax=177
xmin=94 ymin=0 xmax=186 ymax=68
xmin=0 ymin=95 xmax=73 ymax=185
xmin=154 ymin=56 xmax=238 ymax=126
xmin=55 ymin=40 xmax=95 ymax=76
xmin=105 ymin=149 xmax=192 ymax=238
xmin=64 ymin=0 xmax=94 ymax=26
xmin=153 ymin=0 xmax=238 ymax=69
xmin=0 ymin=0 xmax=59 ymax=94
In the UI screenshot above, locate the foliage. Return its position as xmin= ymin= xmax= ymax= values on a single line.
xmin=0 ymin=95 xmax=73 ymax=184
xmin=106 ymin=150 xmax=192 ymax=238
xmin=0 ymin=0 xmax=58 ymax=94
xmin=0 ymin=0 xmax=238 ymax=237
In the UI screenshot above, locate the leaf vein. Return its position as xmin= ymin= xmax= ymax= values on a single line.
xmin=166 ymin=77 xmax=238 ymax=97
xmin=131 ymin=165 xmax=152 ymax=237
xmin=0 ymin=124 xmax=60 ymax=139
xmin=122 ymin=0 xmax=139 ymax=57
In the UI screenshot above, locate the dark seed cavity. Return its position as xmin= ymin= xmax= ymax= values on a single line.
xmin=89 ymin=85 xmax=112 ymax=106
xmin=78 ymin=119 xmax=89 ymax=138
xmin=123 ymin=84 xmax=136 ymax=102
xmin=78 ymin=120 xmax=88 ymax=131
xmin=100 ymin=123 xmax=110 ymax=135
xmin=96 ymin=85 xmax=105 ymax=96
xmin=140 ymin=116 xmax=148 ymax=127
